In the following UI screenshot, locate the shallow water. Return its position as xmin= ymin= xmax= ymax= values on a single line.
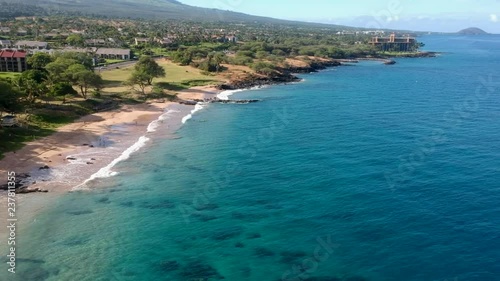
xmin=6 ymin=35 xmax=500 ymax=281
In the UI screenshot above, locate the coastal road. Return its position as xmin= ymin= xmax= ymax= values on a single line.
xmin=95 ymin=57 xmax=165 ymax=73
xmin=95 ymin=60 xmax=138 ymax=73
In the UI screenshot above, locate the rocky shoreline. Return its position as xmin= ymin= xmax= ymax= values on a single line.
xmin=217 ymin=59 xmax=343 ymax=90
xmin=217 ymin=52 xmax=437 ymax=91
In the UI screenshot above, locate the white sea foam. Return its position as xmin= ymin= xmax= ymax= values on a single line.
xmin=73 ymin=136 xmax=150 ymax=189
xmin=216 ymin=89 xmax=244 ymax=100
xmin=181 ymin=103 xmax=206 ymax=124
xmin=147 ymin=109 xmax=181 ymax=132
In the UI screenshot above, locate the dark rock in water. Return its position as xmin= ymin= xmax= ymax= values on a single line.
xmin=19 ymin=266 xmax=51 ymax=281
xmin=39 ymin=165 xmax=50 ymax=170
xmin=194 ymin=203 xmax=219 ymax=211
xmin=179 ymin=100 xmax=198 ymax=105
xmin=240 ymin=266 xmax=252 ymax=278
xmin=119 ymin=201 xmax=134 ymax=207
xmin=307 ymin=277 xmax=342 ymax=281
xmin=210 ymin=99 xmax=260 ymax=104
xmin=16 ymin=258 xmax=46 ymax=264
xmin=18 ymin=188 xmax=48 ymax=194
xmin=139 ymin=200 xmax=175 ymax=210
xmin=344 ymin=276 xmax=369 ymax=281
xmin=235 ymin=242 xmax=245 ymax=248
xmin=86 ymin=162 xmax=94 ymax=165
xmin=180 ymin=260 xmax=224 ymax=280
xmin=231 ymin=211 xmax=269 ymax=221
xmin=185 ymin=165 xmax=205 ymax=172
xmin=384 ymin=60 xmax=396 ymax=65
xmin=0 ymin=179 xmax=24 ymax=190
xmin=191 ymin=213 xmax=217 ymax=222
xmin=66 ymin=157 xmax=77 ymax=160
xmin=246 ymin=232 xmax=261 ymax=239
xmin=62 ymin=236 xmax=90 ymax=246
xmin=210 ymin=226 xmax=244 ymax=241
xmin=159 ymin=260 xmax=180 ymax=272
xmin=280 ymin=250 xmax=308 ymax=264
xmin=96 ymin=197 xmax=110 ymax=204
xmin=66 ymin=209 xmax=93 ymax=216
xmin=254 ymin=247 xmax=275 ymax=257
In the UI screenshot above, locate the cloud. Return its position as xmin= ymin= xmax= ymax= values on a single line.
xmin=490 ymin=14 xmax=498 ymax=22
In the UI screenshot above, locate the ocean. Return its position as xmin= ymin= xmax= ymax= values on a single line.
xmin=7 ymin=35 xmax=500 ymax=281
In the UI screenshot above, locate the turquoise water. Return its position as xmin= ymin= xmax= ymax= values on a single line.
xmin=8 ymin=35 xmax=500 ymax=281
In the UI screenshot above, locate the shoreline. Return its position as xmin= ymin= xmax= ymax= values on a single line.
xmin=0 ymin=52 xmax=438 ymax=238
xmin=0 ymin=85 xmax=221 ymax=238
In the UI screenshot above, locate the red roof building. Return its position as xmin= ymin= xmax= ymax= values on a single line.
xmin=0 ymin=49 xmax=27 ymax=72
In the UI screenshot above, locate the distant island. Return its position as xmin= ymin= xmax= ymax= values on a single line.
xmin=458 ymin=27 xmax=489 ymax=35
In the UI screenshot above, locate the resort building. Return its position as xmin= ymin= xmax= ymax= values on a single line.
xmin=0 ymin=49 xmax=28 ymax=72
xmin=95 ymin=48 xmax=131 ymax=60
xmin=135 ymin=38 xmax=150 ymax=45
xmin=85 ymin=39 xmax=107 ymax=47
xmin=15 ymin=40 xmax=49 ymax=50
xmin=369 ymin=33 xmax=417 ymax=52
xmin=0 ymin=40 xmax=12 ymax=48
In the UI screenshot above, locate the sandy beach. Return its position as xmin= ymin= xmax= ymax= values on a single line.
xmin=0 ymin=85 xmax=221 ymax=237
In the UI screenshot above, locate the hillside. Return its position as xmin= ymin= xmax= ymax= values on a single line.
xmin=0 ymin=0 xmax=323 ymax=24
xmin=458 ymin=27 xmax=488 ymax=35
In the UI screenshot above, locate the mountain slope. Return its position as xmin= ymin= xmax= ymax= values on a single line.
xmin=1 ymin=0 xmax=303 ymax=23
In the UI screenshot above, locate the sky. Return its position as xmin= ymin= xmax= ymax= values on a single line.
xmin=179 ymin=0 xmax=500 ymax=33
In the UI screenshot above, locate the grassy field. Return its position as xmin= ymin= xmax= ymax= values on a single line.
xmin=105 ymin=59 xmax=126 ymax=64
xmin=0 ymin=72 xmax=21 ymax=80
xmin=0 ymin=60 xmax=224 ymax=158
xmin=100 ymin=59 xmax=222 ymax=92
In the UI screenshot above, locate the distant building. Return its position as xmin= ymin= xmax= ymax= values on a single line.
xmin=135 ymin=38 xmax=150 ymax=45
xmin=95 ymin=48 xmax=131 ymax=60
xmin=85 ymin=39 xmax=106 ymax=46
xmin=369 ymin=33 xmax=417 ymax=52
xmin=0 ymin=40 xmax=12 ymax=48
xmin=0 ymin=27 xmax=11 ymax=33
xmin=0 ymin=49 xmax=28 ymax=72
xmin=154 ymin=37 xmax=174 ymax=46
xmin=15 ymin=40 xmax=49 ymax=50
xmin=226 ymin=35 xmax=237 ymax=43
xmin=16 ymin=29 xmax=28 ymax=36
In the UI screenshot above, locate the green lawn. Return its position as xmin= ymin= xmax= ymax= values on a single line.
xmin=101 ymin=60 xmax=221 ymax=88
xmin=0 ymin=72 xmax=21 ymax=80
xmin=105 ymin=59 xmax=126 ymax=64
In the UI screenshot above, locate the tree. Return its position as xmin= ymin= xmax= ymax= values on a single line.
xmin=16 ymin=70 xmax=48 ymax=104
xmin=45 ymin=58 xmax=79 ymax=83
xmin=66 ymin=34 xmax=84 ymax=47
xmin=126 ymin=70 xmax=151 ymax=96
xmin=0 ymin=81 xmax=22 ymax=113
xmin=134 ymin=56 xmax=165 ymax=85
xmin=54 ymin=52 xmax=94 ymax=70
xmin=71 ymin=70 xmax=103 ymax=99
xmin=27 ymin=52 xmax=53 ymax=70
xmin=50 ymin=82 xmax=78 ymax=103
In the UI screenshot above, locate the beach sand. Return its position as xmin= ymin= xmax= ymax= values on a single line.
xmin=0 ymin=85 xmax=221 ymax=238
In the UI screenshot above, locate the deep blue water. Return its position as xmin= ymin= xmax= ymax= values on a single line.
xmin=8 ymin=35 xmax=500 ymax=281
